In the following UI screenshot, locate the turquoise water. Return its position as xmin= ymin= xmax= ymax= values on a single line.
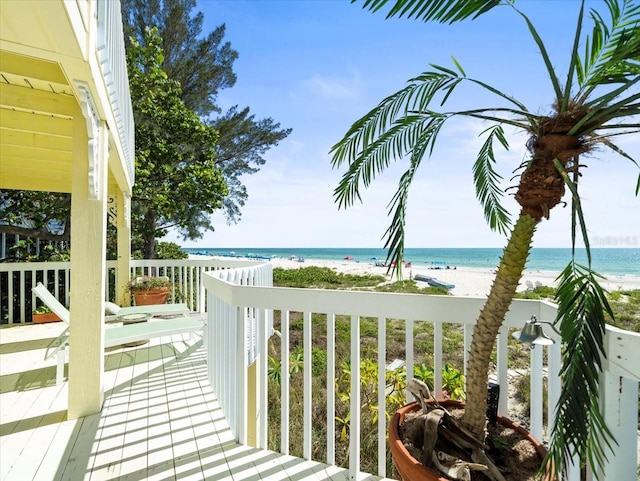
xmin=183 ymin=247 xmax=640 ymax=277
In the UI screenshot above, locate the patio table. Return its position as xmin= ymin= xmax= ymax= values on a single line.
xmin=115 ymin=312 xmax=152 ymax=347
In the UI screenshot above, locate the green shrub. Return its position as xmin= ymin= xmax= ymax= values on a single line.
xmin=273 ymin=266 xmax=385 ymax=288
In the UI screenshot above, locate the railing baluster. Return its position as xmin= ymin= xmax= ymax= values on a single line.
xmin=406 ymin=318 xmax=414 ymax=398
xmin=258 ymin=306 xmax=268 ymax=449
xmin=327 ymin=312 xmax=336 ymax=465
xmin=8 ymin=270 xmax=14 ymax=323
xmin=464 ymin=324 xmax=472 ymax=388
xmin=434 ymin=321 xmax=443 ymax=396
xmin=547 ymin=340 xmax=561 ymax=431
xmin=236 ymin=304 xmax=247 ymax=444
xmin=497 ymin=325 xmax=509 ymax=415
xmin=349 ymin=314 xmax=360 ymax=480
xmin=303 ymin=310 xmax=312 ymax=460
xmin=377 ymin=315 xmax=386 ymax=477
xmin=281 ymin=310 xmax=290 ymax=455
xmin=530 ymin=343 xmax=544 ymax=440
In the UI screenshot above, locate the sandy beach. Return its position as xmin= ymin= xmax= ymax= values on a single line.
xmin=197 ymin=255 xmax=640 ymax=297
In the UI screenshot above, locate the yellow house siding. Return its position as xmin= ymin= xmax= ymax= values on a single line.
xmin=0 ymin=1 xmax=84 ymax=58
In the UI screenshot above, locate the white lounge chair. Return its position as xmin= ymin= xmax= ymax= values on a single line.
xmin=33 ymin=282 xmax=204 ymax=384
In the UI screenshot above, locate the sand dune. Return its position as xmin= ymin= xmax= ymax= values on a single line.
xmin=194 ymin=254 xmax=640 ymax=297
xmin=269 ymin=258 xmax=640 ymax=297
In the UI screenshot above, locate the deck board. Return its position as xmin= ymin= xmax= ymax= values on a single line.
xmin=1 ymin=323 xmax=394 ymax=481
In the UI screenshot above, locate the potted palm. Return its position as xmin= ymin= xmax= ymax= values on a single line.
xmin=128 ymin=275 xmax=171 ymax=306
xmin=331 ymin=1 xmax=639 ymax=480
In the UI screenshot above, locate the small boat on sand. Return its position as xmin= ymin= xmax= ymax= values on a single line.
xmin=414 ymin=274 xmax=455 ymax=289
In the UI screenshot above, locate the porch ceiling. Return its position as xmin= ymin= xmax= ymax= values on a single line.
xmin=0 ymin=61 xmax=75 ymax=193
xmin=0 ymin=52 xmax=120 ymax=194
xmin=1 ymin=0 xmax=133 ymax=196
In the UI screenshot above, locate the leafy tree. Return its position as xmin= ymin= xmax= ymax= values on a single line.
xmin=153 ymin=240 xmax=189 ymax=260
xmin=122 ymin=0 xmax=237 ymax=116
xmin=128 ymin=28 xmax=227 ymax=258
xmin=2 ymin=0 xmax=290 ymax=257
xmin=122 ymin=0 xmax=291 ymax=224
xmin=331 ymin=1 xmax=639 ymax=479
xmin=0 ymin=191 xmax=69 ymax=243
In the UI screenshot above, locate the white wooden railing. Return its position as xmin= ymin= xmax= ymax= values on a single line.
xmin=203 ymin=263 xmax=640 ymax=481
xmin=96 ymin=0 xmax=135 ymax=180
xmin=0 ymin=258 xmax=264 ymax=323
xmin=205 ymin=263 xmax=274 ymax=446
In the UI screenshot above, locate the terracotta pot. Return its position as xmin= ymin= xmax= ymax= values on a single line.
xmin=132 ymin=287 xmax=169 ymax=306
xmin=388 ymin=400 xmax=549 ymax=481
xmin=33 ymin=312 xmax=62 ymax=324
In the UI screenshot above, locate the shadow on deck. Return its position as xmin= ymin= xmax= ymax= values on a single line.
xmin=0 ymin=323 xmax=390 ymax=480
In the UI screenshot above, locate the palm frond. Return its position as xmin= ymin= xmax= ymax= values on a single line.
xmin=331 ymin=65 xmax=530 ymax=209
xmin=452 ymin=109 xmax=534 ymax=129
xmin=562 ymin=2 xmax=586 ymax=112
xmin=333 ymin=114 xmax=446 ymax=209
xmin=472 ymin=125 xmax=511 ymax=234
xmin=331 ymin=71 xmax=459 ymax=171
xmin=589 ymin=130 xmax=640 ymax=167
xmin=357 ymin=0 xmax=503 ymax=23
xmin=553 ymin=158 xmax=592 ymax=264
xmin=545 ymin=263 xmax=616 ymax=478
xmin=461 ymin=78 xmax=531 ymax=113
xmin=511 ymin=4 xmax=563 ymax=101
xmin=383 ymin=129 xmax=433 ymax=276
xmin=575 ymin=0 xmax=640 ymax=100
xmin=571 ymin=88 xmax=640 ymax=136
xmin=582 ymin=77 xmax=640 ymax=111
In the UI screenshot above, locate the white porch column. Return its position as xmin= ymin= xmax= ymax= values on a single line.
xmin=594 ymin=370 xmax=638 ymax=480
xmin=116 ymin=190 xmax=131 ymax=306
xmin=68 ymin=88 xmax=108 ymax=419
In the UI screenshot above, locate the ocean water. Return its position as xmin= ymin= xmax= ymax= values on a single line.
xmin=183 ymin=247 xmax=640 ymax=277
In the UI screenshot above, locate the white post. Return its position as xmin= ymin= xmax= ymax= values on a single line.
xmin=595 ymin=370 xmax=638 ymax=480
xmin=116 ymin=190 xmax=131 ymax=306
xmin=530 ymin=343 xmax=543 ymax=441
xmin=68 ymin=100 xmax=107 ymax=419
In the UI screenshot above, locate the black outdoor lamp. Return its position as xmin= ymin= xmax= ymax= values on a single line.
xmin=512 ymin=315 xmax=560 ymax=346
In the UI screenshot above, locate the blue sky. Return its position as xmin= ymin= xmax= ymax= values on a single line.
xmin=170 ymin=0 xmax=640 ymax=249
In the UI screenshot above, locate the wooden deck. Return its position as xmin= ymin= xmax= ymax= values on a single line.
xmin=0 ymin=322 xmax=389 ymax=481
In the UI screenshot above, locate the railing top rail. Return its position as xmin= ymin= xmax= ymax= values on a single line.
xmin=128 ymin=258 xmax=267 ymax=269
xmin=203 ymin=272 xmax=553 ymax=328
xmin=0 ymin=258 xmax=266 ymax=272
xmin=0 ymin=261 xmax=72 ymax=272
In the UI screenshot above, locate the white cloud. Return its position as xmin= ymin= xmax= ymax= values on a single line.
xmin=303 ymin=72 xmax=362 ymax=100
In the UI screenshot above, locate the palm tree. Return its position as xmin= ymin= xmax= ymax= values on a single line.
xmin=331 ymin=0 xmax=639 ymax=479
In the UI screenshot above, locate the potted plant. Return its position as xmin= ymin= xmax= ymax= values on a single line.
xmin=32 ymin=305 xmax=61 ymax=324
xmin=331 ymin=1 xmax=638 ymax=479
xmin=128 ymin=276 xmax=171 ymax=306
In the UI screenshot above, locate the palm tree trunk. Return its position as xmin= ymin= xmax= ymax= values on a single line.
xmin=462 ymin=213 xmax=539 ymax=439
